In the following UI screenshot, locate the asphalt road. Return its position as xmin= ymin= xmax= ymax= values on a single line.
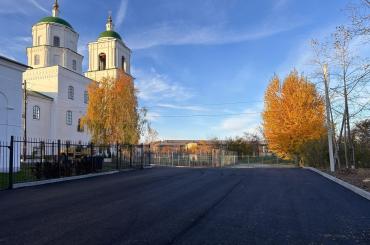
xmin=0 ymin=167 xmax=369 ymax=245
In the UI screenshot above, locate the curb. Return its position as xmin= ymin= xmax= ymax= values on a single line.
xmin=304 ymin=167 xmax=370 ymax=201
xmin=14 ymin=170 xmax=123 ymax=189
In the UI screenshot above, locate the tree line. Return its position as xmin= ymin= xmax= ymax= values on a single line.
xmin=262 ymin=0 xmax=370 ymax=169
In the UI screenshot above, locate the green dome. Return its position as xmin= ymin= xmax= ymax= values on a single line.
xmin=37 ymin=16 xmax=73 ymax=29
xmin=99 ymin=30 xmax=122 ymax=40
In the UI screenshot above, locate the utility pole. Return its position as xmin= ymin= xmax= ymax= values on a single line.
xmin=23 ymin=80 xmax=27 ymax=161
xmin=323 ymin=65 xmax=335 ymax=172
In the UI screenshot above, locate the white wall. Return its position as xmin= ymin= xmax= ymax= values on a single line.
xmin=0 ymin=57 xmax=27 ymax=172
xmin=27 ymin=95 xmax=53 ymax=139
xmin=87 ymin=39 xmax=131 ymax=73
xmin=24 ymin=66 xmax=91 ymax=143
xmin=28 ymin=23 xmax=83 ymax=74
xmin=55 ymin=67 xmax=91 ymax=142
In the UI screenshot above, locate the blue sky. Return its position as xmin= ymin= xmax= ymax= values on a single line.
xmin=0 ymin=0 xmax=353 ymax=140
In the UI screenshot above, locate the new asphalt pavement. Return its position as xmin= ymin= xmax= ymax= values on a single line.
xmin=0 ymin=166 xmax=369 ymax=244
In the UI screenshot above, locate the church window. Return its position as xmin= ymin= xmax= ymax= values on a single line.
xmin=34 ymin=55 xmax=40 ymax=65
xmin=68 ymin=86 xmax=74 ymax=100
xmin=53 ymin=36 xmax=60 ymax=47
xmin=121 ymin=56 xmax=126 ymax=72
xmin=66 ymin=111 xmax=72 ymax=125
xmin=77 ymin=118 xmax=84 ymax=132
xmin=84 ymin=90 xmax=89 ymax=104
xmin=37 ymin=36 xmax=42 ymax=45
xmin=72 ymin=60 xmax=77 ymax=71
xmin=98 ymin=53 xmax=106 ymax=70
xmin=33 ymin=105 xmax=40 ymax=120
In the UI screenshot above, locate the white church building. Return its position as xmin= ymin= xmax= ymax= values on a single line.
xmin=23 ymin=0 xmax=131 ymax=142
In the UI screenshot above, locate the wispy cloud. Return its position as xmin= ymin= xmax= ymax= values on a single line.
xmin=154 ymin=103 xmax=206 ymax=112
xmin=127 ymin=20 xmax=304 ymax=50
xmin=115 ymin=0 xmax=129 ymax=29
xmin=28 ymin=0 xmax=49 ymax=14
xmin=134 ymin=68 xmax=194 ymax=102
xmin=273 ymin=0 xmax=290 ymax=11
xmin=0 ymin=0 xmax=49 ymax=14
xmin=213 ymin=105 xmax=263 ymax=137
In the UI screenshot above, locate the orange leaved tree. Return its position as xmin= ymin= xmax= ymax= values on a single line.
xmin=83 ymin=72 xmax=143 ymax=144
xmin=262 ymin=71 xmax=326 ymax=165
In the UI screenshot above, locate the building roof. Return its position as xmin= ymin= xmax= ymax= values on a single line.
xmin=0 ymin=55 xmax=30 ymax=69
xmin=37 ymin=16 xmax=73 ymax=29
xmin=99 ymin=30 xmax=122 ymax=40
xmin=27 ymin=90 xmax=54 ymax=101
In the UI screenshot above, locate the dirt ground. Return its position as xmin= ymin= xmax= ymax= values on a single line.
xmin=325 ymin=168 xmax=370 ymax=192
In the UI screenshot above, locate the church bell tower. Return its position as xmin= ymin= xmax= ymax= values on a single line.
xmin=85 ymin=13 xmax=131 ymax=82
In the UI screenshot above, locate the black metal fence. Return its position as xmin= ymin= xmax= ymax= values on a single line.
xmin=0 ymin=136 xmax=151 ymax=190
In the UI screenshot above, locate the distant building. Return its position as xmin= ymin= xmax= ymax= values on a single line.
xmin=150 ymin=140 xmax=222 ymax=153
xmin=150 ymin=139 xmax=272 ymax=156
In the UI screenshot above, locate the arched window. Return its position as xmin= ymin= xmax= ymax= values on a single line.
xmin=53 ymin=36 xmax=60 ymax=47
xmin=33 ymin=105 xmax=40 ymax=120
xmin=98 ymin=53 xmax=106 ymax=70
xmin=66 ymin=111 xmax=72 ymax=125
xmin=72 ymin=60 xmax=77 ymax=71
xmin=34 ymin=55 xmax=40 ymax=65
xmin=84 ymin=90 xmax=89 ymax=104
xmin=121 ymin=56 xmax=126 ymax=72
xmin=68 ymin=86 xmax=74 ymax=100
xmin=77 ymin=118 xmax=84 ymax=132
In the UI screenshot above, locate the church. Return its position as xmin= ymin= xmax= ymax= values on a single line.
xmin=23 ymin=0 xmax=131 ymax=142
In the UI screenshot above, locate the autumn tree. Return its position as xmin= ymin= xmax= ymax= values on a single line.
xmin=262 ymin=71 xmax=326 ymax=164
xmin=83 ymin=72 xmax=144 ymax=144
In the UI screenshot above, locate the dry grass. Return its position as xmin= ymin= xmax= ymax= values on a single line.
xmin=326 ymin=168 xmax=370 ymax=192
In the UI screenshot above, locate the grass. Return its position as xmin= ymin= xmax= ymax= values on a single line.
xmin=0 ymin=167 xmax=33 ymax=189
xmin=0 ymin=160 xmax=132 ymax=190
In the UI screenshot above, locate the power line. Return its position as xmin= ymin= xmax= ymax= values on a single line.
xmin=148 ymin=112 xmax=263 ymax=118
xmin=141 ymin=100 xmax=263 ymax=109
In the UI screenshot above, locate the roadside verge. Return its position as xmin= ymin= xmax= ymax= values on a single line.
xmin=14 ymin=170 xmax=121 ymax=189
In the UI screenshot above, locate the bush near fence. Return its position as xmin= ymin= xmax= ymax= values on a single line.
xmin=0 ymin=137 xmax=151 ymax=190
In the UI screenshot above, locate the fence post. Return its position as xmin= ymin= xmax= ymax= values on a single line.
xmin=57 ymin=140 xmax=61 ymax=177
xmin=148 ymin=144 xmax=151 ymax=166
xmin=8 ymin=136 xmax=14 ymax=189
xmin=141 ymin=143 xmax=144 ymax=169
xmin=171 ymin=152 xmax=174 ymax=167
xmin=129 ymin=145 xmax=133 ymax=168
xmin=116 ymin=142 xmax=119 ymax=170
xmin=90 ymin=142 xmax=94 ymax=171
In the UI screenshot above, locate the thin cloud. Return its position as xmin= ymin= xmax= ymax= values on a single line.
xmin=127 ymin=21 xmax=304 ymax=50
xmin=273 ymin=0 xmax=290 ymax=11
xmin=213 ymin=105 xmax=263 ymax=137
xmin=154 ymin=103 xmax=207 ymax=112
xmin=115 ymin=0 xmax=129 ymax=29
xmin=134 ymin=68 xmax=194 ymax=102
xmin=28 ymin=0 xmax=49 ymax=14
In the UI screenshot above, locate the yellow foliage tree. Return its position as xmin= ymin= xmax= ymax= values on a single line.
xmin=82 ymin=71 xmax=141 ymax=144
xmin=262 ymin=71 xmax=326 ymax=164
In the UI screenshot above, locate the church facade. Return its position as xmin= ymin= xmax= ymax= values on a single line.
xmin=23 ymin=1 xmax=131 ymax=142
